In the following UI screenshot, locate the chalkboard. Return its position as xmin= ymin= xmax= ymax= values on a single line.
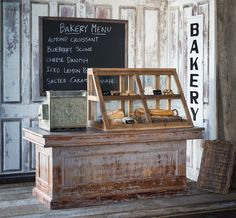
xmin=39 ymin=17 xmax=128 ymax=95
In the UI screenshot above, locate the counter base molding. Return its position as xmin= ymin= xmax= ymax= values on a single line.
xmin=23 ymin=127 xmax=203 ymax=209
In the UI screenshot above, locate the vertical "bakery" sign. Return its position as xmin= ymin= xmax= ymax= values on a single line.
xmin=187 ymin=15 xmax=203 ymax=127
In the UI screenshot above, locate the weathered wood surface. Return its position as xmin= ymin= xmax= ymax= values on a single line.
xmin=91 ymin=67 xmax=177 ymax=75
xmin=217 ymin=0 xmax=236 ymax=144
xmin=22 ymin=127 xmax=203 ymax=209
xmin=34 ymin=140 xmax=187 ymax=209
xmin=217 ymin=0 xmax=236 ymax=188
xmin=197 ymin=140 xmax=235 ymax=194
xmin=1 ymin=182 xmax=236 ymax=217
xmin=23 ymin=127 xmax=204 ymax=147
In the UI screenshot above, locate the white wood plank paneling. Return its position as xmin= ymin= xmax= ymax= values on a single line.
xmin=144 ymin=8 xmax=159 ymax=68
xmin=199 ymin=2 xmax=209 ymax=103
xmin=95 ymin=5 xmax=112 ymax=19
xmin=49 ymin=1 xmax=57 ymax=17
xmin=144 ymin=8 xmax=159 ymax=89
xmin=186 ymin=140 xmax=193 ymax=168
xmin=183 ymin=6 xmax=193 ymax=94
xmin=168 ymin=7 xmax=179 ymax=71
xmin=59 ymin=4 xmax=76 ymax=17
xmin=22 ymin=118 xmax=30 ymax=172
xmin=135 ymin=7 xmax=144 ymax=68
xmin=120 ymin=7 xmax=136 ymax=67
xmin=85 ymin=0 xmax=94 ymax=18
xmin=77 ymin=0 xmax=86 ymax=18
xmin=2 ymin=2 xmax=21 ymax=103
xmin=187 ymin=142 xmax=193 ymax=168
xmin=30 ymin=142 xmax=36 ymax=170
xmin=2 ymin=120 xmax=21 ymax=172
xmin=207 ymin=0 xmax=217 ymax=140
xmin=159 ymin=0 xmax=168 ymax=67
xmin=30 ymin=120 xmax=38 ymax=170
xmin=21 ymin=117 xmax=38 ymax=172
xmin=22 ymin=0 xmax=31 ymax=104
xmin=168 ymin=0 xmax=214 ymax=181
xmin=31 ymin=3 xmax=49 ymax=102
xmin=178 ymin=7 xmax=184 ymax=87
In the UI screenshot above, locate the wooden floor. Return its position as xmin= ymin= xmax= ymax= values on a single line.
xmin=1 ymin=182 xmax=236 ymax=217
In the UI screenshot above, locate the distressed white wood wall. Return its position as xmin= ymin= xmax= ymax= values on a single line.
xmin=167 ymin=0 xmax=217 ymax=180
xmin=0 ymin=0 xmax=168 ymax=176
xmin=0 ymin=0 xmax=216 ymax=179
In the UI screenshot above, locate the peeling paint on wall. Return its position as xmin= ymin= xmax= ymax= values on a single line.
xmin=4 ymin=6 xmax=19 ymax=56
xmin=0 ymin=0 xmax=214 ymax=179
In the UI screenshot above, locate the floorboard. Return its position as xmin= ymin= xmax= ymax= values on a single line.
xmin=1 ymin=182 xmax=236 ymax=218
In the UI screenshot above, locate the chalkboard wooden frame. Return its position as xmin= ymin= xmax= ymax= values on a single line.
xmin=39 ymin=17 xmax=128 ymax=95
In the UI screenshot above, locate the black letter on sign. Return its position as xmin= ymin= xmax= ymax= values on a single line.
xmin=190 ymin=107 xmax=199 ymax=121
xmin=190 ymin=74 xmax=199 ymax=87
xmin=190 ymin=57 xmax=198 ymax=70
xmin=190 ymin=23 xmax=199 ymax=36
xmin=190 ymin=40 xmax=199 ymax=54
xmin=190 ymin=91 xmax=199 ymax=104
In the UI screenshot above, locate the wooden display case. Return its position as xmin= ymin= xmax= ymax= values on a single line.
xmin=87 ymin=68 xmax=193 ymax=131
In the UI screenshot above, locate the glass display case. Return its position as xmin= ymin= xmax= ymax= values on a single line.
xmin=87 ymin=68 xmax=193 ymax=131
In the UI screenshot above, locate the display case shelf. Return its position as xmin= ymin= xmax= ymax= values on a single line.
xmin=87 ymin=68 xmax=193 ymax=131
xmin=102 ymin=94 xmax=181 ymax=101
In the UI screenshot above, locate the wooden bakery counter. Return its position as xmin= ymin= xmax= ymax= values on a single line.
xmin=23 ymin=127 xmax=204 ymax=209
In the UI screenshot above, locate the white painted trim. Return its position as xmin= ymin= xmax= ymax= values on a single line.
xmin=208 ymin=0 xmax=217 ymax=139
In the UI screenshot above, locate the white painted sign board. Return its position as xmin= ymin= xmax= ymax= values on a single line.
xmin=187 ymin=15 xmax=204 ymax=127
